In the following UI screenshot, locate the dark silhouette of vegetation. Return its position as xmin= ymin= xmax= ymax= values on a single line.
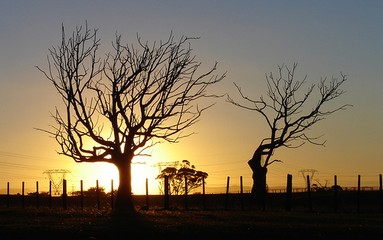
xmin=72 ymin=186 xmax=106 ymax=197
xmin=227 ymin=63 xmax=351 ymax=208
xmin=36 ymin=22 xmax=225 ymax=215
xmin=311 ymin=182 xmax=343 ymax=192
xmin=156 ymin=159 xmax=208 ymax=195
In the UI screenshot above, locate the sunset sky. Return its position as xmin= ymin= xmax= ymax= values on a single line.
xmin=1 ymin=0 xmax=382 ymax=195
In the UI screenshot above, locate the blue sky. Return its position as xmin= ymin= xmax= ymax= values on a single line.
xmin=0 ymin=0 xmax=382 ymax=194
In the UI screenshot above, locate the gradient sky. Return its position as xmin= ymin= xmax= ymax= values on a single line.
xmin=1 ymin=0 xmax=382 ymax=194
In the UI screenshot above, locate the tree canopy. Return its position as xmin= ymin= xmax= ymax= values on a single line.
xmin=156 ymin=160 xmax=208 ymax=195
xmin=37 ymin=22 xmax=225 ymax=214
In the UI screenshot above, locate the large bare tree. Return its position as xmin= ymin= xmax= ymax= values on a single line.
xmin=227 ymin=63 xmax=351 ymax=208
xmin=37 ymin=23 xmax=225 ymax=214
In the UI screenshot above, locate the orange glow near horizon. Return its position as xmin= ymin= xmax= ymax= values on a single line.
xmin=64 ymin=154 xmax=165 ymax=195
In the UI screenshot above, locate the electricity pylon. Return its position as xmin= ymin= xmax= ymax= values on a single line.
xmin=152 ymin=161 xmax=180 ymax=174
xmin=43 ymin=169 xmax=71 ymax=195
xmin=299 ymin=169 xmax=318 ymax=187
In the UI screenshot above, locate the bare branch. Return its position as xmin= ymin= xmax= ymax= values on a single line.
xmin=228 ymin=63 xmax=351 ymax=167
xmin=37 ymin=24 xmax=225 ymax=166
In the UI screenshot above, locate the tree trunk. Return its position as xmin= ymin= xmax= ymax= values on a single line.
xmin=114 ymin=160 xmax=135 ymax=215
xmin=250 ymin=165 xmax=267 ymax=209
xmin=248 ymin=145 xmax=268 ymax=210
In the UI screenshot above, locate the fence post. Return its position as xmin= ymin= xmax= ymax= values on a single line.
xmin=62 ymin=179 xmax=67 ymax=210
xmin=285 ymin=174 xmax=292 ymax=211
xmin=145 ymin=178 xmax=149 ymax=210
xmin=225 ymin=176 xmax=230 ymax=210
xmin=240 ymin=176 xmax=244 ymax=210
xmin=306 ymin=175 xmax=312 ymax=212
xmin=183 ymin=176 xmax=188 ymax=210
xmin=80 ymin=180 xmax=84 ymax=210
xmin=357 ymin=175 xmax=361 ymax=213
xmin=111 ymin=179 xmax=114 ymax=210
xmin=379 ymin=174 xmax=382 ymax=213
xmin=49 ymin=181 xmax=52 ymax=208
xmin=6 ymin=182 xmax=9 ymax=208
xmin=334 ymin=175 xmax=338 ymax=212
xmin=96 ymin=180 xmax=100 ymax=210
xmin=22 ymin=181 xmax=25 ymax=209
xmin=202 ymin=176 xmax=206 ymax=210
xmin=164 ymin=176 xmax=169 ymax=210
xmin=36 ymin=181 xmax=39 ymax=209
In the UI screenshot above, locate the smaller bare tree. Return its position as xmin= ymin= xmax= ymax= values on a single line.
xmin=227 ymin=63 xmax=351 ymax=208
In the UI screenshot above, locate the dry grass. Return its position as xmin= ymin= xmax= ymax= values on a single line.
xmin=1 ymin=208 xmax=383 ymax=239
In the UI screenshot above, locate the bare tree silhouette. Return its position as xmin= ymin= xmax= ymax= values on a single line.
xmin=36 ymin=22 xmax=225 ymax=214
xmin=227 ymin=63 xmax=351 ymax=208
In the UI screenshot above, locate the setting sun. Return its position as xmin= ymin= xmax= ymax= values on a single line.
xmin=64 ymin=155 xmax=164 ymax=195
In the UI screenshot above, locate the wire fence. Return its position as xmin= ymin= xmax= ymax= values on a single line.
xmin=0 ymin=174 xmax=382 ymax=213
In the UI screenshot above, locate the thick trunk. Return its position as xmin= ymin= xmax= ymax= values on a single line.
xmin=114 ymin=159 xmax=136 ymax=214
xmin=248 ymin=145 xmax=268 ymax=209
xmin=250 ymin=165 xmax=267 ymax=209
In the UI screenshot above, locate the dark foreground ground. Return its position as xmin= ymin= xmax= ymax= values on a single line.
xmin=1 ymin=208 xmax=383 ymax=240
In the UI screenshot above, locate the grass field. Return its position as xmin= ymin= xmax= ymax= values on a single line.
xmin=1 ymin=207 xmax=383 ymax=240
xmin=1 ymin=191 xmax=382 ymax=239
